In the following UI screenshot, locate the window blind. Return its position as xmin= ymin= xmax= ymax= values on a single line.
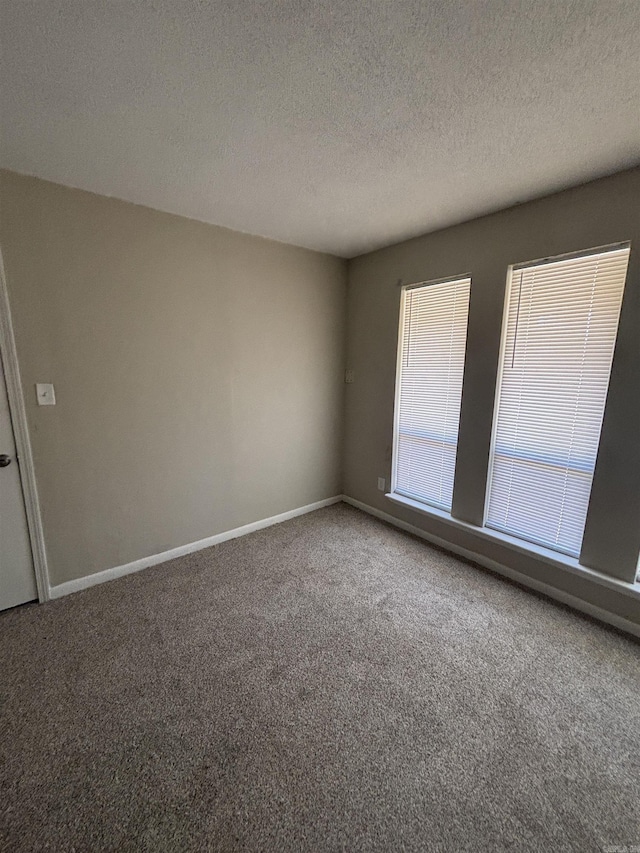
xmin=393 ymin=277 xmax=470 ymax=510
xmin=486 ymin=245 xmax=630 ymax=557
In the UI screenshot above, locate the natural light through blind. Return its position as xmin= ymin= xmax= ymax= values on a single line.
xmin=393 ymin=277 xmax=470 ymax=510
xmin=486 ymin=245 xmax=630 ymax=557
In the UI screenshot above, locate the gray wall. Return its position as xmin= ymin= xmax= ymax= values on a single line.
xmin=1 ymin=165 xmax=638 ymax=627
xmin=0 ymin=170 xmax=347 ymax=586
xmin=345 ymin=168 xmax=640 ymax=623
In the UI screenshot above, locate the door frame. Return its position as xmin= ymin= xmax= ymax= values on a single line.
xmin=0 ymin=248 xmax=50 ymax=602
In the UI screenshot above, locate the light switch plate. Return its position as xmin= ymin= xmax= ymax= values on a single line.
xmin=36 ymin=383 xmax=56 ymax=406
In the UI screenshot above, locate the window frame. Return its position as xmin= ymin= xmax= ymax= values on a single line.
xmin=482 ymin=241 xmax=631 ymax=556
xmin=390 ymin=273 xmax=471 ymax=512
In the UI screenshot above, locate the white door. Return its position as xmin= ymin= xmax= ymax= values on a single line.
xmin=0 ymin=348 xmax=37 ymax=610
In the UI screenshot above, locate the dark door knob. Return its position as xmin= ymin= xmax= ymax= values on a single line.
xmin=0 ymin=454 xmax=11 ymax=467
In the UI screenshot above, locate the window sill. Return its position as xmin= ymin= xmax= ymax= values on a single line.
xmin=385 ymin=492 xmax=640 ymax=601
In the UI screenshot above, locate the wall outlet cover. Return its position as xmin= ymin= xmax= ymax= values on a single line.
xmin=36 ymin=383 xmax=56 ymax=406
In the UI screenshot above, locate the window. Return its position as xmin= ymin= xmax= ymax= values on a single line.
xmin=486 ymin=245 xmax=630 ymax=557
xmin=392 ymin=276 xmax=471 ymax=511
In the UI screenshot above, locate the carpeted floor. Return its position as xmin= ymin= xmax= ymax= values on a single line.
xmin=1 ymin=503 xmax=639 ymax=852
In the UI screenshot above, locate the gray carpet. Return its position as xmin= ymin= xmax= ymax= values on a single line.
xmin=1 ymin=503 xmax=639 ymax=852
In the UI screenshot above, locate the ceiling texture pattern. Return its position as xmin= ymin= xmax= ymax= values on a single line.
xmin=1 ymin=0 xmax=639 ymax=257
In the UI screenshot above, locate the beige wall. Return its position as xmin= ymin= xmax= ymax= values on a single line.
xmin=0 ymin=170 xmax=346 ymax=586
xmin=1 ymin=165 xmax=637 ymax=627
xmin=345 ymin=168 xmax=640 ymax=625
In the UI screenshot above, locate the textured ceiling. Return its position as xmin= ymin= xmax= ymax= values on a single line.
xmin=1 ymin=1 xmax=639 ymax=257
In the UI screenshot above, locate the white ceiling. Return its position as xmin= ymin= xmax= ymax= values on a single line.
xmin=1 ymin=1 xmax=639 ymax=258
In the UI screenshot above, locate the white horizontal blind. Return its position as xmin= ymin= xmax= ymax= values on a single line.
xmin=486 ymin=246 xmax=630 ymax=556
xmin=394 ymin=277 xmax=470 ymax=510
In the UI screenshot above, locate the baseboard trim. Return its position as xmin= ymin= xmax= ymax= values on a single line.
xmin=342 ymin=495 xmax=640 ymax=639
xmin=49 ymin=495 xmax=343 ymax=600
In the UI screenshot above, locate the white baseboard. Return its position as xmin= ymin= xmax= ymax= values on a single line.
xmin=342 ymin=495 xmax=640 ymax=639
xmin=45 ymin=492 xmax=640 ymax=639
xmin=49 ymin=495 xmax=342 ymax=600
